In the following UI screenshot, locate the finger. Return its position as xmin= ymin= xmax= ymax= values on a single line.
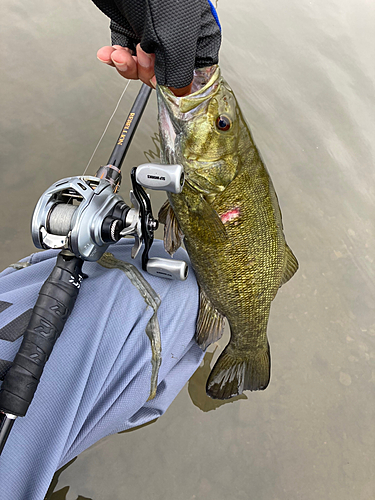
xmin=97 ymin=46 xmax=117 ymax=67
xmin=112 ymin=45 xmax=133 ymax=53
xmin=136 ymin=44 xmax=156 ymax=87
xmin=169 ymin=83 xmax=193 ymax=97
xmin=111 ymin=47 xmax=138 ymax=79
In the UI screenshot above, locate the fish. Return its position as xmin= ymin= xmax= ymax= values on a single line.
xmin=156 ymin=65 xmax=298 ymax=399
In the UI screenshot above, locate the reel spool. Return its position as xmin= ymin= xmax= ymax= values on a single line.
xmin=32 ymin=176 xmax=126 ymax=261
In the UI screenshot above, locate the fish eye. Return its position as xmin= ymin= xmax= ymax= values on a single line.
xmin=216 ymin=115 xmax=231 ymax=132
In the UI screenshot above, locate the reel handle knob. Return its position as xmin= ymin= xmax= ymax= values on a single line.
xmin=135 ymin=164 xmax=184 ymax=194
xmin=146 ymin=257 xmax=188 ymax=281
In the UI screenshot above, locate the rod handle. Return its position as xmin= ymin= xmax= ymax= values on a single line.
xmin=0 ymin=252 xmax=84 ymax=418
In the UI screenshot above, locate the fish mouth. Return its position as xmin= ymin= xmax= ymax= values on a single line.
xmin=156 ymin=65 xmax=221 ymax=162
xmin=157 ymin=65 xmax=220 ymax=118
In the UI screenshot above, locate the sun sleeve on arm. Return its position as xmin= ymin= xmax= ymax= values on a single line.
xmin=110 ymin=20 xmax=139 ymax=53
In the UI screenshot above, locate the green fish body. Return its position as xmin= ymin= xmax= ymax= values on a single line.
xmin=156 ymin=66 xmax=298 ymax=399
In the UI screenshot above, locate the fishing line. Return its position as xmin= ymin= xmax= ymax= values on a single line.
xmin=82 ymin=80 xmax=131 ymax=176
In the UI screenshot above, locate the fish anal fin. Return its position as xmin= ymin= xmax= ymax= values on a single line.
xmin=206 ymin=343 xmax=271 ymax=400
xmin=158 ymin=200 xmax=184 ymax=255
xmin=280 ymin=244 xmax=299 ymax=286
xmin=195 ymin=288 xmax=226 ymax=350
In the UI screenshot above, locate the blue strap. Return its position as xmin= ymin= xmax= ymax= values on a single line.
xmin=207 ymin=0 xmax=221 ymax=30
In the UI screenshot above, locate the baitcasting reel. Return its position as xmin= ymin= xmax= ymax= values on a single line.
xmin=31 ymin=163 xmax=187 ymax=280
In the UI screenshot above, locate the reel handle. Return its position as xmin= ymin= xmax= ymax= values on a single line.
xmin=146 ymin=257 xmax=188 ymax=281
xmin=135 ymin=163 xmax=184 ymax=194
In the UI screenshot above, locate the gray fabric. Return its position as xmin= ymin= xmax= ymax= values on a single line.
xmin=0 ymin=239 xmax=203 ymax=500
xmin=92 ymin=0 xmax=222 ymax=87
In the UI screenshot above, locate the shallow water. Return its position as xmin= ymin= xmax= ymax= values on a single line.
xmin=1 ymin=0 xmax=374 ymax=499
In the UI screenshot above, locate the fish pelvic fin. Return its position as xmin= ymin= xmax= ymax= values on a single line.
xmin=206 ymin=343 xmax=271 ymax=400
xmin=158 ymin=200 xmax=184 ymax=255
xmin=280 ymin=244 xmax=299 ymax=286
xmin=195 ymin=288 xmax=226 ymax=350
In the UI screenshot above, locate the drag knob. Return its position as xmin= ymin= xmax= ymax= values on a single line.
xmin=101 ymin=217 xmax=124 ymax=243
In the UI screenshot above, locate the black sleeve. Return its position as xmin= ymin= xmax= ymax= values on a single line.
xmin=110 ymin=20 xmax=139 ymax=53
xmin=91 ymin=0 xmax=222 ymax=88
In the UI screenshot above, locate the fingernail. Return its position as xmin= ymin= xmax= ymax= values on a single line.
xmin=149 ymin=76 xmax=157 ymax=88
xmin=112 ymin=58 xmax=127 ymax=70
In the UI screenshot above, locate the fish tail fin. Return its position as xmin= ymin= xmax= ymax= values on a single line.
xmin=206 ymin=343 xmax=271 ymax=400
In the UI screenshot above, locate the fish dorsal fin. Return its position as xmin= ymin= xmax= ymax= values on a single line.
xmin=195 ymin=287 xmax=226 ymax=350
xmin=280 ymin=244 xmax=299 ymax=286
xmin=158 ymin=200 xmax=184 ymax=255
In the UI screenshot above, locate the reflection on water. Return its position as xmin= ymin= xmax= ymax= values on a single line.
xmin=50 ymin=491 xmax=92 ymax=500
xmin=47 ymin=419 xmax=160 ymax=498
xmin=188 ymin=348 xmax=247 ymax=412
xmin=44 ymin=458 xmax=77 ymax=500
xmin=143 ymin=132 xmax=162 ymax=163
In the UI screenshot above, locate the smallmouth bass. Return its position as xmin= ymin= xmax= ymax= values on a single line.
xmin=156 ymin=66 xmax=298 ymax=399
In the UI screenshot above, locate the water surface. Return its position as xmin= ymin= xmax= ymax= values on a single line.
xmin=1 ymin=0 xmax=374 ymax=499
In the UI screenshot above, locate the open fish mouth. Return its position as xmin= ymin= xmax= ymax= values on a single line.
xmin=157 ymin=65 xmax=220 ymax=119
xmin=156 ymin=65 xmax=221 ymax=162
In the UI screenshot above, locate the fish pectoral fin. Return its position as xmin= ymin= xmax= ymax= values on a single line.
xmin=206 ymin=343 xmax=271 ymax=400
xmin=280 ymin=244 xmax=299 ymax=286
xmin=195 ymin=288 xmax=226 ymax=350
xmin=158 ymin=200 xmax=184 ymax=255
xmin=198 ymin=196 xmax=227 ymax=243
xmin=158 ymin=199 xmax=170 ymax=225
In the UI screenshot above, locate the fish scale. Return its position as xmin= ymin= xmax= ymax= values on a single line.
xmin=156 ymin=65 xmax=298 ymax=399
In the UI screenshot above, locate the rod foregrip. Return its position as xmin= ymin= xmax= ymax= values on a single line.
xmin=0 ymin=252 xmax=84 ymax=417
xmin=107 ymin=83 xmax=152 ymax=170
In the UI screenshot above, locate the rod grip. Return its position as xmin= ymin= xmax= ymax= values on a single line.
xmin=0 ymin=252 xmax=84 ymax=417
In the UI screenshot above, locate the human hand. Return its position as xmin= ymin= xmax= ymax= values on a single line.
xmin=97 ymin=43 xmax=193 ymax=97
xmin=93 ymin=0 xmax=220 ymax=97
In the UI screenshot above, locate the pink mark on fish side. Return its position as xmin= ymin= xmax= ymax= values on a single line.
xmin=220 ymin=207 xmax=241 ymax=224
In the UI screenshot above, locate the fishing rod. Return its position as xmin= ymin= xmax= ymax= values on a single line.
xmin=0 ymin=83 xmax=187 ymax=455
